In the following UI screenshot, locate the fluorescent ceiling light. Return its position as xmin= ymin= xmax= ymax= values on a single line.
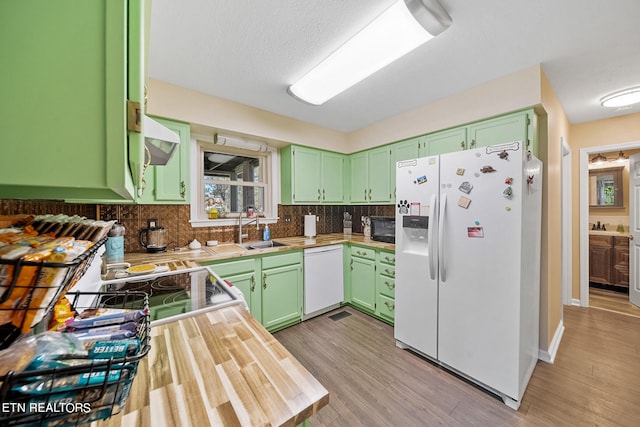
xmin=600 ymin=86 xmax=640 ymax=108
xmin=288 ymin=0 xmax=452 ymax=105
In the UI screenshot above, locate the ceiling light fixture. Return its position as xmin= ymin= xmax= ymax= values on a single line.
xmin=600 ymin=86 xmax=640 ymax=108
xmin=288 ymin=0 xmax=452 ymax=105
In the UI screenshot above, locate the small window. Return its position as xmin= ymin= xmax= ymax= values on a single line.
xmin=191 ymin=138 xmax=278 ymax=226
xmin=203 ymin=151 xmax=265 ymax=217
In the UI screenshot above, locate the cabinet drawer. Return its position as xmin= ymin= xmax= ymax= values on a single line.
xmin=351 ymin=246 xmax=375 ymax=260
xmin=614 ymin=236 xmax=629 ymax=247
xmin=379 ymin=251 xmax=396 ymax=266
xmin=377 ymin=294 xmax=395 ymax=322
xmin=262 ymin=250 xmax=303 ymax=269
xmin=589 ymin=235 xmax=612 ymax=246
xmin=378 ymin=275 xmax=395 ymax=298
xmin=208 ymin=258 xmax=256 ymax=277
xmin=379 ymin=264 xmax=395 ymax=278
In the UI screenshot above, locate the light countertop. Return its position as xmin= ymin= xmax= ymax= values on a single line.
xmin=93 ymin=303 xmax=329 ymax=427
xmin=120 ymin=233 xmax=395 ymax=269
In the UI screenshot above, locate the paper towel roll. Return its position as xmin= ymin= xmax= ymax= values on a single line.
xmin=304 ymin=214 xmax=316 ymax=238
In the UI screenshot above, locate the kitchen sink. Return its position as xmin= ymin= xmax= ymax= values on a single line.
xmin=241 ymin=240 xmax=289 ymax=250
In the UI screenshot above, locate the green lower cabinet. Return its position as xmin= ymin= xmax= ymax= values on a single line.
xmin=346 ymin=246 xmax=396 ymax=324
xmin=202 ymin=257 xmax=262 ymax=323
xmin=348 ymin=250 xmax=376 ymax=314
xmin=203 ymin=251 xmax=303 ymax=332
xmin=262 ymin=263 xmax=303 ymax=332
xmin=224 ymin=271 xmax=260 ymax=319
xmin=375 ymin=250 xmax=396 ymax=325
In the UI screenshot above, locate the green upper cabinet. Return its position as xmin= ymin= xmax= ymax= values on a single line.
xmin=139 ymin=117 xmax=190 ymax=204
xmin=349 ymin=152 xmax=369 ymax=204
xmin=467 ymin=109 xmax=535 ymax=155
xmin=349 ymin=147 xmax=393 ymax=204
xmin=0 ymin=0 xmax=146 ymax=201
xmin=424 ymin=127 xmax=468 ymax=155
xmin=281 ymin=145 xmax=346 ymax=204
xmin=394 ymin=137 xmax=426 ymax=163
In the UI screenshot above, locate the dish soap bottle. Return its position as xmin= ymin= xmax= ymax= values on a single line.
xmin=263 ymin=224 xmax=271 ymax=241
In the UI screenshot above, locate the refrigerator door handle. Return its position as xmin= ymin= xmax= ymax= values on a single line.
xmin=438 ymin=193 xmax=447 ymax=282
xmin=429 ymin=193 xmax=437 ymax=280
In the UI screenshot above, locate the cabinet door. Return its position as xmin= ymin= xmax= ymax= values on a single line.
xmin=425 ymin=127 xmax=467 ymax=155
xmin=0 ymin=0 xmax=144 ymax=201
xmin=349 ymin=256 xmax=376 ymax=313
xmin=613 ymin=237 xmax=629 ymax=287
xmin=350 ymin=152 xmax=369 ymax=203
xmin=589 ymin=236 xmax=612 ymax=285
xmin=394 ymin=137 xmax=424 ymax=162
xmin=321 ymin=152 xmax=345 ymax=203
xmin=225 ymin=271 xmax=259 ymax=316
xmin=467 ymin=111 xmax=529 ymax=151
xmin=368 ymin=147 xmax=393 ymax=203
xmin=292 ymin=146 xmax=322 ymax=203
xmin=261 ymin=264 xmax=302 ymax=331
xmin=140 ymin=118 xmax=190 ymax=203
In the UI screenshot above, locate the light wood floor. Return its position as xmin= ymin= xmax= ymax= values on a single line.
xmin=589 ymin=287 xmax=640 ymax=318
xmin=275 ymin=305 xmax=640 ymax=426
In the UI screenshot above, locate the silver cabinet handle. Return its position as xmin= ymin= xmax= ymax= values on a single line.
xmin=250 ymin=275 xmax=256 ymax=292
xmin=385 ymin=268 xmax=395 ymax=277
xmin=384 ymin=301 xmax=395 ymax=310
xmin=385 ymin=281 xmax=395 ymax=290
xmin=263 ymin=273 xmax=267 ymax=289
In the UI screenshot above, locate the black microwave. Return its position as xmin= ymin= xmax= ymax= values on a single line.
xmin=370 ymin=216 xmax=395 ymax=244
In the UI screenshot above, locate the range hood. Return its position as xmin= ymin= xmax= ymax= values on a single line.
xmin=144 ymin=116 xmax=180 ymax=165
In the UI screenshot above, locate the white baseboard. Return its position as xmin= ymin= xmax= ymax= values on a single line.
xmin=570 ymin=298 xmax=581 ymax=306
xmin=538 ymin=320 xmax=565 ymax=364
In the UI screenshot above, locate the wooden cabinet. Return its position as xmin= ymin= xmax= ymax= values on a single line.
xmin=0 ymin=0 xmax=146 ymax=201
xmin=139 ymin=117 xmax=190 ymax=204
xmin=589 ymin=234 xmax=629 ymax=289
xmin=613 ymin=236 xmax=630 ymax=288
xmin=375 ymin=249 xmax=396 ymax=324
xmin=204 ymin=251 xmax=303 ymax=332
xmin=349 ymin=147 xmax=394 ymax=204
xmin=280 ymin=145 xmax=346 ymax=204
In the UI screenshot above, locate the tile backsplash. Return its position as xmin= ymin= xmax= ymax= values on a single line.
xmin=1 ymin=199 xmax=394 ymax=253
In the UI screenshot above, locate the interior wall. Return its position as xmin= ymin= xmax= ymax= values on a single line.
xmin=539 ymin=68 xmax=571 ymax=352
xmin=147 ymin=79 xmax=348 ymax=152
xmin=347 ymin=65 xmax=542 ymax=151
xmin=570 ymin=113 xmax=640 ymax=300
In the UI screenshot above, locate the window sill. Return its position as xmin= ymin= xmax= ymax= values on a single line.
xmin=190 ymin=217 xmax=279 ymax=228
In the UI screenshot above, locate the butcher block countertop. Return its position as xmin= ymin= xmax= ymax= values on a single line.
xmin=93 ymin=303 xmax=329 ymax=427
xmin=121 ymin=233 xmax=395 ymax=269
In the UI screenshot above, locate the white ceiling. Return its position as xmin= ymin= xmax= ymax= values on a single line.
xmin=149 ymin=0 xmax=640 ymax=133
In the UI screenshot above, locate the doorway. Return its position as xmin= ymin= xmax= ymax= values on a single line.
xmin=579 ymin=141 xmax=640 ymax=315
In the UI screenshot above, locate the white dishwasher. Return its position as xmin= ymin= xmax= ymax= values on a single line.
xmin=303 ymin=244 xmax=344 ymax=320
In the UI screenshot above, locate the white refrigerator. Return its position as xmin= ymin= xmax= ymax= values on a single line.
xmin=393 ymin=142 xmax=542 ymax=409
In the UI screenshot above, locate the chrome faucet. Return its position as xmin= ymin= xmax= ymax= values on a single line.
xmin=238 ymin=215 xmax=259 ymax=244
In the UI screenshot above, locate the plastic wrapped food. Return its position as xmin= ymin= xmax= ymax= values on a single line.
xmin=0 ymin=333 xmax=37 ymax=375
xmin=62 ymin=308 xmax=147 ymax=330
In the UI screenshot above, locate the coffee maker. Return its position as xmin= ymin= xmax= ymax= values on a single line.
xmin=139 ymin=219 xmax=167 ymax=253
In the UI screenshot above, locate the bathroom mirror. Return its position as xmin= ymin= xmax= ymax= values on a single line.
xmin=589 ymin=166 xmax=624 ymax=208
